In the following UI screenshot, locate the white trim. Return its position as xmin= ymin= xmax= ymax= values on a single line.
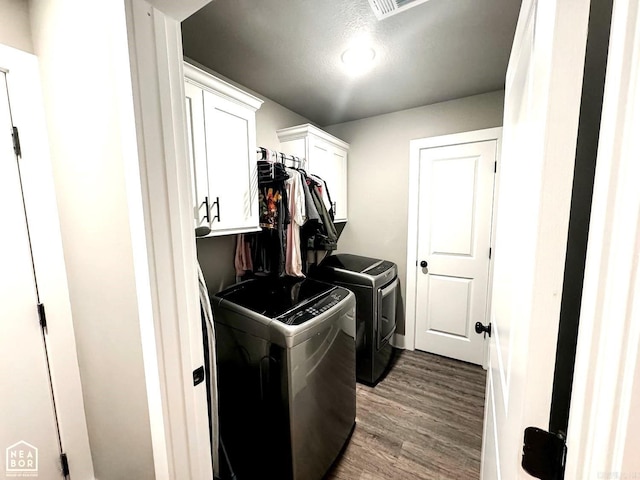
xmin=184 ymin=62 xmax=263 ymax=112
xmin=125 ymin=2 xmax=212 ymax=479
xmin=405 ymin=127 xmax=502 ymax=353
xmin=202 ymin=225 xmax=262 ymax=238
xmin=277 ymin=123 xmax=351 ymax=150
xmin=0 ymin=43 xmax=95 ymax=478
xmin=565 ymin=0 xmax=640 ymax=476
xmin=145 ymin=0 xmax=211 ymax=21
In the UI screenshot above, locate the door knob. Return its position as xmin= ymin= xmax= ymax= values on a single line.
xmin=475 ymin=322 xmax=492 ymax=338
xmin=420 ymin=260 xmax=428 ymax=268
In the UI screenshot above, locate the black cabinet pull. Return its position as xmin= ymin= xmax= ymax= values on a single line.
xmin=203 ymin=196 xmax=210 ymax=223
xmin=201 ymin=196 xmax=221 ymax=223
xmin=211 ymin=196 xmax=220 ymax=222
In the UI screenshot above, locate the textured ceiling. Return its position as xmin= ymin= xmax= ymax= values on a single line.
xmin=182 ymin=0 xmax=521 ymax=126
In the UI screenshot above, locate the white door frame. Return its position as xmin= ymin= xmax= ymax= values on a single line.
xmin=403 ymin=127 xmax=502 ymax=357
xmin=565 ymin=0 xmax=640 ymax=474
xmin=0 ymin=44 xmax=95 ymax=478
xmin=124 ymin=2 xmax=213 ymax=477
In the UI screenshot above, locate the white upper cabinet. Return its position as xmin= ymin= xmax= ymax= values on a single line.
xmin=184 ymin=62 xmax=263 ymax=236
xmin=277 ymin=124 xmax=349 ymax=222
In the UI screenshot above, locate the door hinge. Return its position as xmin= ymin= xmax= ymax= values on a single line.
xmin=193 ymin=365 xmax=205 ymax=386
xmin=12 ymin=126 xmax=21 ymax=158
xmin=494 ymin=160 xmax=497 ymax=173
xmin=522 ymin=426 xmax=566 ymax=480
xmin=37 ymin=303 xmax=47 ymax=329
xmin=489 ymin=247 xmax=492 ymax=259
xmin=60 ymin=452 xmax=70 ymax=477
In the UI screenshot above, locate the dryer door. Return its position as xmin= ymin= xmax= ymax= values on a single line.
xmin=377 ymin=277 xmax=398 ymax=349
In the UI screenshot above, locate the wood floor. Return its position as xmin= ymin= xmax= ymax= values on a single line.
xmin=325 ymin=349 xmax=487 ymax=480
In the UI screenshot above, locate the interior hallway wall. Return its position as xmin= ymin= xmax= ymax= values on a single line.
xmin=187 ymin=60 xmax=312 ymax=294
xmin=0 ymin=0 xmax=33 ymax=53
xmin=29 ymin=1 xmax=155 ymax=477
xmin=325 ymin=90 xmax=504 ymax=337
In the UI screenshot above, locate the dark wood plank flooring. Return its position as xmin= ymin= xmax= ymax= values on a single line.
xmin=325 ymin=350 xmax=487 ymax=480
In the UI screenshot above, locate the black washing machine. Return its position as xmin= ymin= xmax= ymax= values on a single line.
xmin=211 ymin=276 xmax=356 ymax=480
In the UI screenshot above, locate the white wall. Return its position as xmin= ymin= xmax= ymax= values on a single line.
xmin=0 ymin=0 xmax=33 ymax=53
xmin=29 ymin=1 xmax=155 ymax=477
xmin=325 ymin=90 xmax=504 ymax=335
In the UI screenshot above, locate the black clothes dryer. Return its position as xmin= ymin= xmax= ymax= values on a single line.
xmin=312 ymin=253 xmax=398 ymax=385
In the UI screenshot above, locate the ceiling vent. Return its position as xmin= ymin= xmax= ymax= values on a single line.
xmin=367 ymin=0 xmax=431 ymax=20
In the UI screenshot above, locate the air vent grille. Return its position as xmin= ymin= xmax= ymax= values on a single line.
xmin=368 ymin=0 xmax=431 ymax=20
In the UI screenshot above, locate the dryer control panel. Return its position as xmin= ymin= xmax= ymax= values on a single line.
xmin=277 ymin=287 xmax=351 ymax=325
xmin=364 ymin=260 xmax=395 ymax=276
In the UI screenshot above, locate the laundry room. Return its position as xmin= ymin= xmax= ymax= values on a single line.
xmin=180 ymin=1 xmax=514 ymax=479
xmin=10 ymin=0 xmax=636 ymax=479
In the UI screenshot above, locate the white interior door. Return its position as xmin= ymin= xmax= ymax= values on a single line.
xmin=481 ymin=0 xmax=591 ymax=478
xmin=0 ymin=73 xmax=63 ymax=479
xmin=414 ymin=140 xmax=496 ymax=365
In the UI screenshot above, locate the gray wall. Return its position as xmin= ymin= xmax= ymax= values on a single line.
xmin=30 ymin=1 xmax=155 ymax=478
xmin=191 ymin=62 xmax=312 ymax=294
xmin=0 ymin=0 xmax=33 ymax=53
xmin=325 ymin=90 xmax=504 ymax=335
xmin=195 ymin=75 xmax=505 ymax=312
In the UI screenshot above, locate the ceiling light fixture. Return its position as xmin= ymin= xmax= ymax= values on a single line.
xmin=341 ymin=45 xmax=376 ymax=75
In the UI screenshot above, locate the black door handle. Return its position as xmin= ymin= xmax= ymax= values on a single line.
xmin=475 ymin=322 xmax=492 ymax=338
xmin=420 ymin=260 xmax=428 ymax=268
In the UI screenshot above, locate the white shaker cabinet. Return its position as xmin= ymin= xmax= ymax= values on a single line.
xmin=184 ymin=62 xmax=263 ymax=236
xmin=277 ymin=124 xmax=349 ymax=222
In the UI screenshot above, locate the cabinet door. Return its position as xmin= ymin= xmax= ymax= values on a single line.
xmin=203 ymin=90 xmax=259 ymax=235
xmin=185 ymin=82 xmax=210 ymax=229
xmin=308 ymin=136 xmax=334 ymax=202
xmin=330 ymin=147 xmax=348 ymax=221
xmin=308 ymin=137 xmax=348 ymax=221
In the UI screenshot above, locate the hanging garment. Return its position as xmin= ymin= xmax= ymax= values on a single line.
xmin=284 ymin=168 xmax=306 ymax=277
xmin=197 ymin=262 xmax=219 ymax=476
xmin=311 ymin=174 xmax=334 ymax=218
xmin=258 ymin=162 xmax=289 ymax=229
xmin=299 ymin=170 xmax=321 ymax=222
xmin=253 ymin=164 xmax=290 ymax=277
xmin=234 ymin=234 xmax=253 ymax=276
xmin=302 ymin=175 xmax=338 ymax=253
xmin=307 ymin=249 xmax=329 ymax=267
xmin=259 ymin=187 xmax=283 ymax=229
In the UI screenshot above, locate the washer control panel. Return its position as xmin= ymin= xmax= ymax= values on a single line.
xmin=278 ymin=287 xmax=350 ymax=325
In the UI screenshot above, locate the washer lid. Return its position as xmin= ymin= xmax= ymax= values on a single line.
xmin=320 ymin=253 xmax=382 ymax=273
xmin=214 ymin=277 xmax=334 ymax=319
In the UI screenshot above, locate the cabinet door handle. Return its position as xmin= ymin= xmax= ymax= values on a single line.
xmin=211 ymin=196 xmax=220 ymax=223
xmin=203 ymin=196 xmax=211 ymax=223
